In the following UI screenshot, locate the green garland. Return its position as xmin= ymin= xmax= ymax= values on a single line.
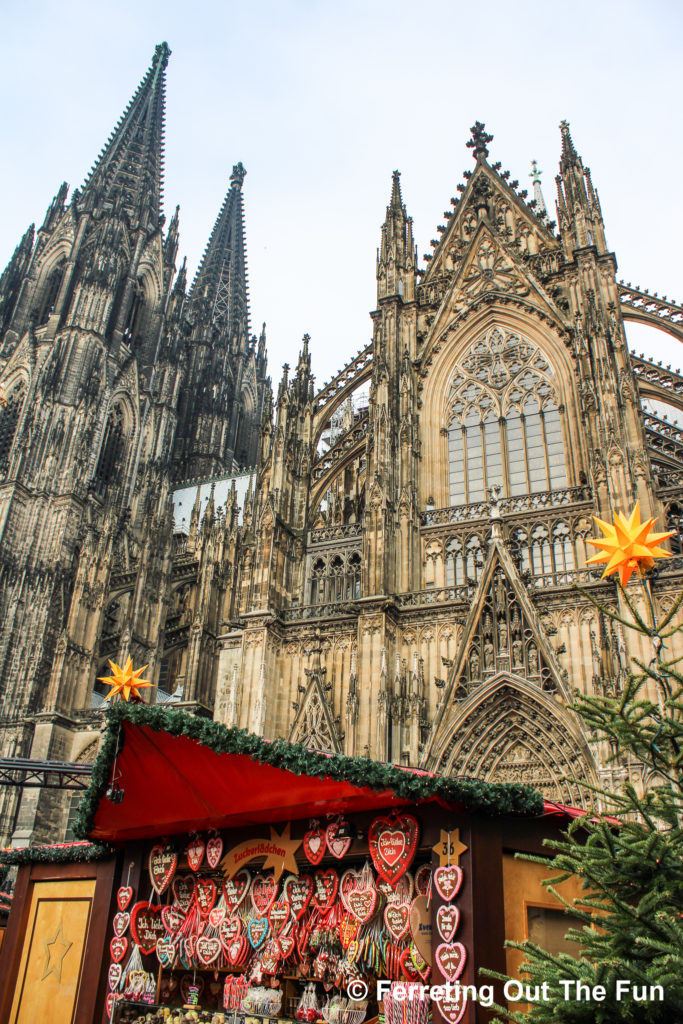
xmin=74 ymin=701 xmax=545 ymax=840
xmin=0 ymin=840 xmax=113 ymax=866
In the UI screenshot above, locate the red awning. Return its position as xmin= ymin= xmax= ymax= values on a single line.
xmin=91 ymin=723 xmax=448 ymax=842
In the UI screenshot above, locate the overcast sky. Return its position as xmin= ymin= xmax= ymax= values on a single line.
xmin=1 ymin=0 xmax=681 ymax=386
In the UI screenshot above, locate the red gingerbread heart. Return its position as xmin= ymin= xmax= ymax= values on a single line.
xmin=219 ymin=916 xmax=242 ymax=949
xmin=161 ymin=905 xmax=185 ymax=935
xmin=209 ymin=906 xmax=225 ymax=928
xmin=283 ymin=874 xmax=313 ymax=919
xmin=302 ymin=827 xmax=326 ymax=865
xmin=278 ymin=934 xmax=295 ymax=959
xmin=110 ymin=936 xmax=128 ymax=963
xmin=108 ymin=962 xmax=122 ymax=992
xmin=156 ymin=937 xmax=177 ymax=967
xmin=313 ymin=868 xmax=338 ymax=911
xmin=130 ymin=902 xmax=165 ymax=957
xmin=369 ymin=813 xmax=419 ymax=885
xmin=223 ymin=869 xmax=250 ymax=912
xmin=195 ymin=878 xmax=216 ymax=917
xmin=227 ymin=936 xmax=248 ymax=966
xmin=197 ymin=936 xmax=222 ymax=965
xmin=251 ymin=873 xmax=277 ymax=916
xmin=436 ymin=991 xmax=468 ymax=1024
xmin=186 ymin=836 xmax=205 ymax=871
xmin=268 ymin=899 xmax=290 ymax=936
xmin=117 ymin=886 xmax=133 ymax=911
xmin=112 ymin=911 xmax=130 ymax=937
xmin=399 ymin=948 xmax=420 ymax=982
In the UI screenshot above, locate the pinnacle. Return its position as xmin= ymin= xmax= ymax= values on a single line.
xmin=559 ymin=119 xmax=579 ymax=164
xmin=389 ymin=170 xmax=403 ymax=210
xmin=466 ymin=121 xmax=493 ymax=162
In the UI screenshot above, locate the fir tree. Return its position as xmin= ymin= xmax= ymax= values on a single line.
xmin=490 ymin=581 xmax=683 ymax=1023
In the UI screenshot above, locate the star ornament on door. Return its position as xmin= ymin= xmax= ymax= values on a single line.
xmin=41 ymin=922 xmax=72 ymax=982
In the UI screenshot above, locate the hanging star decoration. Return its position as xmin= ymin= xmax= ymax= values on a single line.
xmin=586 ymin=501 xmax=674 ymax=585
xmin=98 ymin=658 xmax=152 ymax=702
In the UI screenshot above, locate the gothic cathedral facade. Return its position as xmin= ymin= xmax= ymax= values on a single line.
xmin=0 ymin=46 xmax=681 ymax=844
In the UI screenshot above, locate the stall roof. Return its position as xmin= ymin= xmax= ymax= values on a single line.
xmin=78 ymin=703 xmax=545 ymax=844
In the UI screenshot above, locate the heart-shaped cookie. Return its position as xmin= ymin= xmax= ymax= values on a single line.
xmin=149 ymin=844 xmax=178 ymax=895
xmin=283 ymin=873 xmax=313 ymax=919
xmin=399 ymin=948 xmax=420 ymax=982
xmin=278 ymin=934 xmax=295 ymax=959
xmin=303 ymin=826 xmax=326 ymax=865
xmin=377 ymin=872 xmax=413 ymax=904
xmin=219 ymin=916 xmax=242 ymax=949
xmin=251 ymin=873 xmax=277 ymax=916
xmin=434 ymin=865 xmax=463 ymax=902
xmin=108 ymin=961 xmax=122 ymax=992
xmin=206 ymin=835 xmax=223 ymax=869
xmin=248 ymin=916 xmax=270 ymax=949
xmin=384 ymin=902 xmax=410 ymax=940
xmin=117 ymin=886 xmax=133 ymax=911
xmin=268 ymin=900 xmax=290 ymax=936
xmin=209 ymin=906 xmax=225 ymax=928
xmin=435 ymin=942 xmax=467 ymax=983
xmin=156 ymin=937 xmax=177 ymax=967
xmin=112 ymin=911 xmax=130 ymax=937
xmin=223 ymin=869 xmax=250 ymax=912
xmin=436 ymin=904 xmax=460 ymax=942
xmin=195 ymin=878 xmax=216 ymax=917
xmin=436 ymin=991 xmax=468 ymax=1024
xmin=410 ymin=942 xmax=431 ymax=981
xmin=130 ymin=902 xmax=165 ymax=957
xmin=369 ymin=813 xmax=419 ymax=885
xmin=197 ymin=936 xmax=222 ymax=965
xmin=313 ymin=868 xmax=338 ymax=911
xmin=161 ymin=905 xmax=185 ymax=936
xmin=186 ymin=837 xmax=205 ymax=872
xmin=326 ymin=821 xmax=352 ymax=859
xmin=227 ymin=936 xmax=248 ymax=966
xmin=172 ymin=875 xmax=195 ymax=913
xmin=347 ymin=888 xmax=377 ymax=924
xmin=110 ymin=936 xmax=128 ymax=963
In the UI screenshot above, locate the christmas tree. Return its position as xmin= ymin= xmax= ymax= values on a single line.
xmin=489 ymin=505 xmax=683 ymax=1022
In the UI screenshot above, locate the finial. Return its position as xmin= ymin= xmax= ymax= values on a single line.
xmin=559 ymin=120 xmax=577 ymax=160
xmin=530 ymin=160 xmax=542 ymax=185
xmin=529 ymin=160 xmax=547 ymax=215
xmin=466 ymin=122 xmax=493 ymax=161
xmin=230 ymin=162 xmax=246 ymax=189
xmin=153 ymin=42 xmax=171 ymax=70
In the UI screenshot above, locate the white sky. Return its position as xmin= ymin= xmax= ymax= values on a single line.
xmin=1 ymin=0 xmax=682 ymax=386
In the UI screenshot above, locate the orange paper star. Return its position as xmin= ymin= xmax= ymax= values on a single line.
xmin=586 ymin=502 xmax=674 ymax=585
xmin=98 ymin=658 xmax=152 ymax=701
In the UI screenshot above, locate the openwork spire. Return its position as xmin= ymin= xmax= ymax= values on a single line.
xmin=466 ymin=121 xmax=493 ymax=161
xmin=529 ymin=160 xmax=547 ymax=215
xmin=80 ymin=42 xmax=170 ymax=225
xmin=189 ymin=163 xmax=249 ymax=336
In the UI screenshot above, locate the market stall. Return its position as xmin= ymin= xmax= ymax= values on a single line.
xmin=0 ymin=703 xmax=582 ymax=1024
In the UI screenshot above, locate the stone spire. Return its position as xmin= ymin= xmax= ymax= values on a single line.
xmin=555 ymin=120 xmax=607 ymax=257
xmin=529 ymin=160 xmax=547 ymax=215
xmin=80 ymin=42 xmax=170 ymax=228
xmin=377 ymin=170 xmax=416 ymax=302
xmin=189 ymin=163 xmax=249 ymax=340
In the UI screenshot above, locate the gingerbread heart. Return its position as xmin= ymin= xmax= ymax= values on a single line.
xmin=106 ymin=994 xmax=119 ymax=1018
xmin=248 ymin=916 xmax=270 ymax=949
xmin=130 ymin=902 xmax=165 ymax=956
xmin=278 ymin=934 xmax=295 ymax=959
xmin=434 ymin=865 xmax=463 ymax=902
xmin=227 ymin=936 xmax=248 ymax=966
xmin=369 ymin=813 xmax=419 ymax=885
xmin=156 ymin=937 xmax=177 ymax=967
xmin=223 ymin=869 xmax=250 ymax=912
xmin=219 ymin=916 xmax=242 ymax=949
xmin=197 ymin=936 xmax=222 ymax=965
xmin=377 ymin=872 xmax=413 ymax=904
xmin=260 ymin=942 xmax=280 ymax=974
xmin=313 ymin=868 xmax=339 ymax=911
xmin=399 ymin=948 xmax=420 ymax=982
xmin=209 ymin=906 xmax=225 ymax=928
xmin=436 ymin=904 xmax=460 ymax=942
xmin=112 ymin=911 xmax=130 ymax=937
xmin=303 ymin=827 xmax=326 ymax=865
xmin=161 ymin=905 xmax=185 ymax=936
xmin=117 ymin=886 xmax=133 ymax=911
xmin=283 ymin=873 xmax=313 ymax=919
xmin=414 ymin=864 xmax=432 ymax=896
xmin=186 ymin=837 xmax=205 ymax=871
xmin=410 ymin=942 xmax=431 ymax=981
xmin=108 ymin=961 xmax=122 ymax=992
xmin=384 ymin=902 xmax=410 ymax=940
xmin=340 ymin=869 xmax=361 ymax=913
xmin=436 ymin=991 xmax=468 ymax=1024
xmin=195 ymin=878 xmax=216 ymax=917
xmin=435 ymin=942 xmax=467 ymax=983
xmin=251 ymin=873 xmax=277 ymax=916
xmin=347 ymin=888 xmax=377 ymax=924
xmin=268 ymin=900 xmax=290 ymax=936
xmin=206 ymin=835 xmax=223 ymax=869
xmin=326 ymin=821 xmax=352 ymax=859
xmin=110 ymin=936 xmax=128 ymax=963
xmin=172 ymin=875 xmax=195 ymax=913
xmin=149 ymin=844 xmax=178 ymax=895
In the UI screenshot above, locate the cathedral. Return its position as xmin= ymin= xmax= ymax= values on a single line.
xmin=0 ymin=43 xmax=681 ymax=846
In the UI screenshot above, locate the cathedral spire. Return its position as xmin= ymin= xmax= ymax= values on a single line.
xmin=80 ymin=42 xmax=170 ymax=227
xmin=555 ymin=120 xmax=607 ymax=257
xmin=529 ymin=160 xmax=547 ymax=215
xmin=189 ymin=163 xmax=249 ymax=340
xmin=377 ymin=169 xmax=416 ymax=302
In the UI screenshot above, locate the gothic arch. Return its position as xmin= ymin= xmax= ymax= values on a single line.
xmin=428 ymin=673 xmax=598 ymax=806
xmin=420 ymin=307 xmax=584 ymax=508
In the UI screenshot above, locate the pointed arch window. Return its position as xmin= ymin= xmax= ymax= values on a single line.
xmin=34 ymin=260 xmax=66 ymax=326
xmin=93 ymin=404 xmax=126 ymax=496
xmin=447 ymin=328 xmax=568 ymax=504
xmin=123 ymin=277 xmax=145 ymax=345
xmin=0 ymin=384 xmax=26 ymax=475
